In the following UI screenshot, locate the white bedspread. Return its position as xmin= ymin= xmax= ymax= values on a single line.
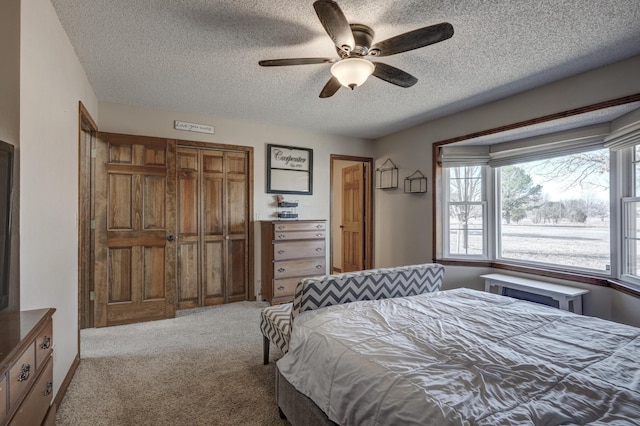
xmin=277 ymin=288 xmax=640 ymax=425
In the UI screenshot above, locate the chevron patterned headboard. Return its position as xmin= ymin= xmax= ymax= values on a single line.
xmin=291 ymin=263 xmax=445 ymax=320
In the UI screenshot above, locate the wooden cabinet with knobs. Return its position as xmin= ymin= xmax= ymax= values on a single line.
xmin=0 ymin=308 xmax=55 ymax=426
xmin=261 ymin=220 xmax=327 ymax=305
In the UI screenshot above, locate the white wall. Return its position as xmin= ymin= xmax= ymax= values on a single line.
xmin=98 ymin=102 xmax=373 ymax=297
xmin=373 ymin=55 xmax=640 ymax=324
xmin=20 ymin=0 xmax=98 ymax=398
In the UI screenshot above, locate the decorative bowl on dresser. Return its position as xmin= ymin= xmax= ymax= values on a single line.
xmin=0 ymin=308 xmax=56 ymax=426
xmin=260 ymin=220 xmax=327 ymax=305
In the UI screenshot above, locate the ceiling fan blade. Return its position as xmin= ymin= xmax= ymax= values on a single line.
xmin=370 ymin=22 xmax=454 ymax=57
xmin=372 ymin=62 xmax=418 ymax=88
xmin=319 ymin=76 xmax=341 ymax=98
xmin=259 ymin=58 xmax=336 ymax=66
xmin=313 ymin=0 xmax=355 ymax=53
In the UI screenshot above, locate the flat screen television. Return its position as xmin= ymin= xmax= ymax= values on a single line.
xmin=0 ymin=140 xmax=13 ymax=311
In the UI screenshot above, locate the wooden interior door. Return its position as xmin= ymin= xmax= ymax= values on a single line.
xmin=341 ymin=163 xmax=365 ymax=272
xmin=176 ymin=148 xmax=248 ymax=309
xmin=94 ymin=133 xmax=176 ymax=326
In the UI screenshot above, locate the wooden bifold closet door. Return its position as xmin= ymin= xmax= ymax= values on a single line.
xmin=176 ymin=147 xmax=249 ymax=309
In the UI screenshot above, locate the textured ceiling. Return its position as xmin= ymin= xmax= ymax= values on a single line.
xmin=50 ymin=0 xmax=640 ymax=139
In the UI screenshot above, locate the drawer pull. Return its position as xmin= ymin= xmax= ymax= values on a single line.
xmin=278 ymin=235 xmax=286 ymax=239
xmin=40 ymin=335 xmax=51 ymax=350
xmin=316 ymin=265 xmax=323 ymax=269
xmin=277 ymin=225 xmax=285 ymax=230
xmin=315 ymin=248 xmax=322 ymax=252
xmin=44 ymin=381 xmax=53 ymax=396
xmin=316 ymin=225 xmax=322 ymax=229
xmin=18 ymin=363 xmax=31 ymax=382
xmin=316 ymin=233 xmax=323 ymax=237
xmin=277 ymin=250 xmax=285 ymax=254
xmin=277 ymin=286 xmax=285 ymax=291
xmin=278 ymin=268 xmax=286 ymax=273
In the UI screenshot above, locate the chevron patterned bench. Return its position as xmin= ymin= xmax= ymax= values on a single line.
xmin=260 ymin=263 xmax=445 ymax=364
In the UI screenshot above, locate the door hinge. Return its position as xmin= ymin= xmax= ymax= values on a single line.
xmin=89 ymin=291 xmax=95 ymax=301
xmin=90 ymin=219 xmax=96 ymax=229
xmin=91 ymin=148 xmax=97 ymax=159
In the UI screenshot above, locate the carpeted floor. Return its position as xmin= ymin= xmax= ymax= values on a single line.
xmin=56 ymin=302 xmax=289 ymax=426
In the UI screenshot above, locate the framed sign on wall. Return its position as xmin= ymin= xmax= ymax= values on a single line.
xmin=267 ymin=144 xmax=313 ymax=195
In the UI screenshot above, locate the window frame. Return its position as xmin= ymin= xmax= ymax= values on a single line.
xmin=434 ymin=135 xmax=640 ymax=296
xmin=443 ymin=166 xmax=489 ymax=259
xmin=494 ymin=150 xmax=613 ymax=276
xmin=621 ymin=197 xmax=640 ymax=286
xmin=432 ymin=95 xmax=640 ymax=296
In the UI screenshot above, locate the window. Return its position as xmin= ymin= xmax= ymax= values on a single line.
xmin=437 ymin=106 xmax=640 ymax=289
xmin=621 ymin=145 xmax=640 ymax=281
xmin=444 ymin=166 xmax=486 ymax=257
xmin=498 ymin=149 xmax=610 ymax=272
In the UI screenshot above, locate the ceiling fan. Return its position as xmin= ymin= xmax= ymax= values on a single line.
xmin=258 ymin=0 xmax=454 ymax=98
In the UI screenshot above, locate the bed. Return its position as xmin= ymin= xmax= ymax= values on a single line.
xmin=276 ymin=286 xmax=640 ymax=425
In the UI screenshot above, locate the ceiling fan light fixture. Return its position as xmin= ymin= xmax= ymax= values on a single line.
xmin=330 ymin=58 xmax=375 ymax=90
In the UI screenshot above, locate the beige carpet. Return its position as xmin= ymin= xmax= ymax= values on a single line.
xmin=56 ymin=302 xmax=289 ymax=426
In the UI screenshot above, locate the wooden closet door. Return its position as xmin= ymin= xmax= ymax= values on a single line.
xmin=176 ymin=148 xmax=248 ymax=309
xmin=201 ymin=150 xmax=225 ymax=305
xmin=176 ymin=148 xmax=201 ymax=309
xmin=94 ymin=133 xmax=176 ymax=326
xmin=225 ymin=152 xmax=248 ymax=303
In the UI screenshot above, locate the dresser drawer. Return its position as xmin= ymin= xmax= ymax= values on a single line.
xmin=0 ymin=373 xmax=6 ymax=424
xmin=42 ymin=403 xmax=56 ymax=426
xmin=273 ymin=221 xmax=326 ymax=232
xmin=272 ymin=277 xmax=300 ymax=300
xmin=261 ymin=220 xmax=327 ymax=305
xmin=9 ymin=356 xmax=53 ymax=426
xmin=274 ymin=258 xmax=326 ymax=279
xmin=274 ymin=240 xmax=325 ymax=260
xmin=8 ymin=342 xmax=36 ymax=409
xmin=35 ymin=318 xmax=53 ymax=370
xmin=274 ymin=230 xmax=326 ymax=241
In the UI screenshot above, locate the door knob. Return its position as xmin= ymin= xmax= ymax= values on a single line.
xmin=167 ymin=235 xmax=175 ymax=242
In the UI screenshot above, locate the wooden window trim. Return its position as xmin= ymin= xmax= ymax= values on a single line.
xmin=431 ymin=93 xmax=640 ymax=301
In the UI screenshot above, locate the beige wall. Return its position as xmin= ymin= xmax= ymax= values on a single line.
xmin=611 ymin=290 xmax=640 ymax=327
xmin=20 ymin=0 xmax=98 ymax=398
xmin=98 ymin=102 xmax=373 ymax=298
xmin=373 ymin=55 xmax=640 ymax=325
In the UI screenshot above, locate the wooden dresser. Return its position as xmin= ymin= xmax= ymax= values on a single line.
xmin=0 ymin=308 xmax=56 ymax=426
xmin=261 ymin=220 xmax=327 ymax=304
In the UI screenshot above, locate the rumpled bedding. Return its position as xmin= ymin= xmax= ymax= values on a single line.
xmin=277 ymin=288 xmax=640 ymax=425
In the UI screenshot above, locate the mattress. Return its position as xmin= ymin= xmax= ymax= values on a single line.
xmin=277 ymin=288 xmax=640 ymax=425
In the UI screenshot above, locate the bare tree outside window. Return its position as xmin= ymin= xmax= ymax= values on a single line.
xmin=448 ymin=166 xmax=484 ymax=255
xmin=500 ymin=149 xmax=610 ymax=271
